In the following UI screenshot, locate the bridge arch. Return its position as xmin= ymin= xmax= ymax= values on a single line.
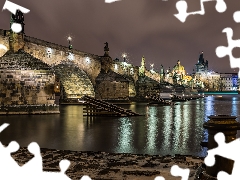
xmin=53 ymin=61 xmax=95 ymax=99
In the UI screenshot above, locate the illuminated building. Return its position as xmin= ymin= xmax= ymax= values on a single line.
xmin=172 ymin=60 xmax=186 ymax=84
xmin=220 ymin=73 xmax=238 ymax=91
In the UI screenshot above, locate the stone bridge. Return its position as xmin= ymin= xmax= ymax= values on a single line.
xmin=0 ymin=29 xmax=162 ymax=100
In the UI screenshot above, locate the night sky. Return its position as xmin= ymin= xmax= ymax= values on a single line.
xmin=0 ymin=0 xmax=240 ymax=74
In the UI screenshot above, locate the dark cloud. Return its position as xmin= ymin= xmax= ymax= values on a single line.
xmin=1 ymin=0 xmax=240 ymax=73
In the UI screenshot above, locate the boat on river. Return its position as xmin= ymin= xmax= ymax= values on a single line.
xmin=170 ymin=94 xmax=187 ymax=102
xmin=148 ymin=101 xmax=175 ymax=106
xmin=146 ymin=94 xmax=176 ymax=106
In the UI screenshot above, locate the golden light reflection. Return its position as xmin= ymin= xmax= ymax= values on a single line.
xmin=62 ymin=105 xmax=85 ymax=148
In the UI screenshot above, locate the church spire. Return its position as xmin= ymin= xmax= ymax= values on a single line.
xmin=199 ymin=51 xmax=204 ymax=64
xmin=104 ymin=42 xmax=109 ymax=56
xmin=139 ymin=55 xmax=146 ymax=77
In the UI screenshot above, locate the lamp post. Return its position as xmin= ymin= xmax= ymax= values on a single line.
xmin=122 ymin=53 xmax=127 ymax=62
xmin=67 ymin=36 xmax=73 ymax=50
xmin=122 ymin=53 xmax=127 ymax=74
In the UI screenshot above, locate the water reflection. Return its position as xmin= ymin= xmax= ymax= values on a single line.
xmin=205 ymin=96 xmax=215 ymax=120
xmin=172 ymin=105 xmax=182 ymax=153
xmin=116 ymin=117 xmax=134 ymax=153
xmin=0 ymin=96 xmax=239 ymax=156
xmin=146 ymin=107 xmax=158 ymax=153
xmin=162 ymin=106 xmax=173 ymax=153
xmin=181 ymin=104 xmax=191 ymax=153
xmin=231 ymin=97 xmax=238 ymax=116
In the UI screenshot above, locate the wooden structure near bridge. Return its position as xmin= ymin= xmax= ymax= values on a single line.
xmin=82 ymin=95 xmax=142 ymax=116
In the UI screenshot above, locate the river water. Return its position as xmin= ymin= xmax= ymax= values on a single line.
xmin=0 ymin=95 xmax=239 ymax=157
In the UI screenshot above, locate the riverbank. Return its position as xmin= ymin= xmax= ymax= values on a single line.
xmin=11 ymin=147 xmax=204 ymax=180
xmin=0 ymin=105 xmax=60 ymax=115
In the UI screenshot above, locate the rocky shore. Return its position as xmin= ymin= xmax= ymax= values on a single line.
xmin=11 ymin=147 xmax=204 ymax=180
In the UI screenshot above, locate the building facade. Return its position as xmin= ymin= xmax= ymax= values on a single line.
xmin=220 ymin=73 xmax=238 ymax=91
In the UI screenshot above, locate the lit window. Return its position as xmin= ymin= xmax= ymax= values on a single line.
xmin=115 ymin=64 xmax=118 ymax=70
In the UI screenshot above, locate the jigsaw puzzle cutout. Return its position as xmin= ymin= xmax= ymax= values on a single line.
xmin=215 ymin=28 xmax=240 ymax=76
xmin=2 ymin=0 xmax=30 ymax=33
xmin=105 ymin=0 xmax=121 ymax=3
xmin=233 ymin=11 xmax=240 ymax=23
xmin=205 ymin=132 xmax=240 ymax=180
xmin=174 ymin=0 xmax=227 ymax=22
xmin=154 ymin=165 xmax=190 ymax=180
xmin=215 ymin=12 xmax=240 ymax=76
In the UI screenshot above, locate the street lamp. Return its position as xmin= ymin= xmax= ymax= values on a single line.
xmin=122 ymin=53 xmax=127 ymax=62
xmin=67 ymin=36 xmax=73 ymax=50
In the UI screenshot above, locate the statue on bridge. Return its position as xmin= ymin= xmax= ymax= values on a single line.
xmin=104 ymin=42 xmax=109 ymax=56
xmin=11 ymin=10 xmax=25 ymax=33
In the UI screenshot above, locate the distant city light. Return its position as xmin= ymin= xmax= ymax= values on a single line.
xmin=115 ymin=64 xmax=118 ymax=69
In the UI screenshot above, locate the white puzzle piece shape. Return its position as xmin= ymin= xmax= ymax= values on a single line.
xmin=215 ymin=28 xmax=240 ymax=76
xmin=174 ymin=0 xmax=227 ymax=22
xmin=205 ymin=132 xmax=240 ymax=180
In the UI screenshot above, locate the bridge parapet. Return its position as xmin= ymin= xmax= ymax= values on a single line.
xmin=112 ymin=61 xmax=160 ymax=83
xmin=23 ymin=35 xmax=101 ymax=85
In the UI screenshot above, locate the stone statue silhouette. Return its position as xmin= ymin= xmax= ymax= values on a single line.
xmin=104 ymin=42 xmax=109 ymax=51
xmin=11 ymin=10 xmax=25 ymax=33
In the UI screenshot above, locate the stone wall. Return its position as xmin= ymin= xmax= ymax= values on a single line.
xmin=95 ymin=81 xmax=129 ymax=100
xmin=53 ymin=62 xmax=95 ymax=99
xmin=23 ymin=36 xmax=101 ymax=85
xmin=95 ymin=70 xmax=130 ymax=100
xmin=136 ymin=76 xmax=160 ymax=98
xmin=0 ymin=69 xmax=55 ymax=105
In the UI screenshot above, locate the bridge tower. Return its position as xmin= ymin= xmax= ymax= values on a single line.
xmin=100 ymin=42 xmax=113 ymax=73
xmin=9 ymin=10 xmax=25 ymax=52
